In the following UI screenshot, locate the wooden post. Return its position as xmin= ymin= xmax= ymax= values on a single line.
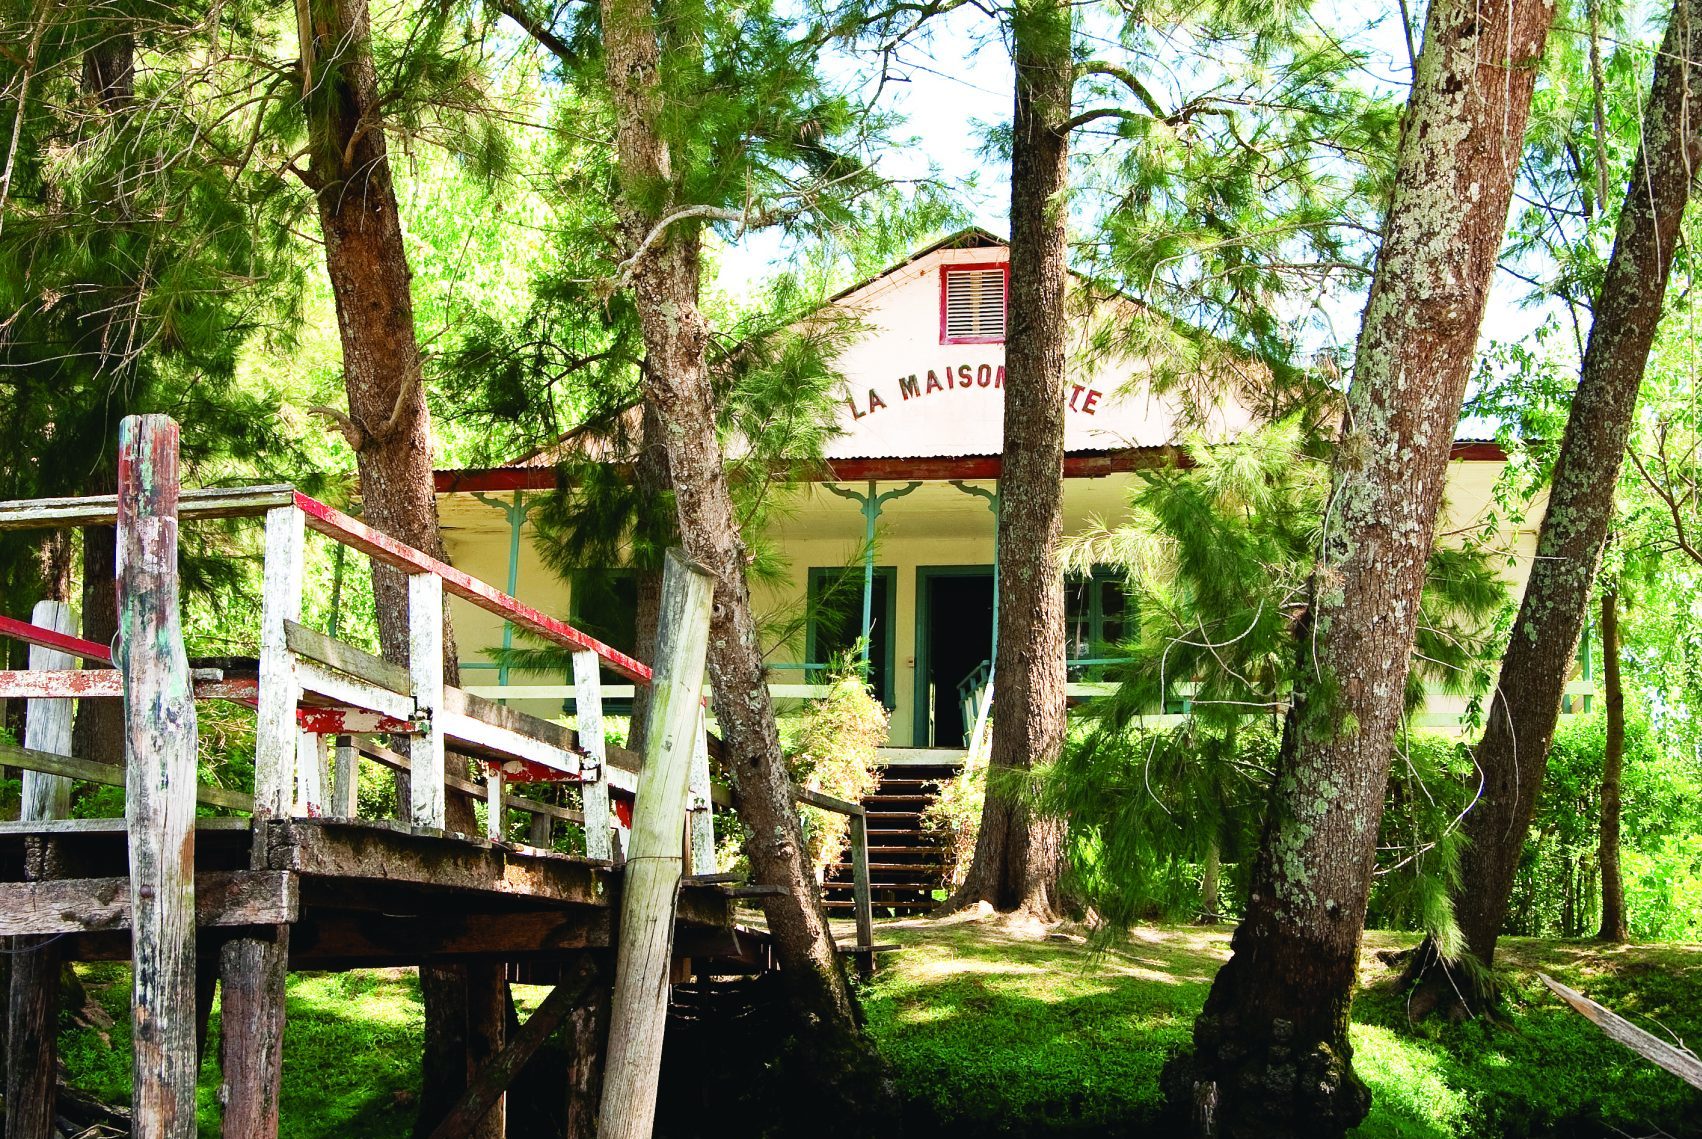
xmin=485 ymin=767 xmax=505 ymax=841
xmin=219 ymin=927 xmax=289 ymax=1139
xmin=7 ymin=599 xmax=75 ymax=1139
xmin=116 ymin=414 xmax=199 ymax=1139
xmin=687 ymin=706 xmax=715 ymax=874
xmin=564 ymin=977 xmax=610 ymax=1139
xmin=409 ymin=571 xmax=446 ymax=831
xmin=528 ymin=807 xmax=552 ymax=849
xmin=849 ymin=810 xmax=875 ymax=978
xmin=596 ymin=550 xmax=714 ymax=1139
xmin=573 ymin=650 xmax=611 ymax=860
xmin=332 ymin=734 xmax=359 ymax=817
xmin=294 ymin=729 xmax=326 ymax=815
xmin=255 ymin=506 xmax=305 ymax=819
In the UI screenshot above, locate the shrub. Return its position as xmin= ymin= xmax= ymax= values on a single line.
xmin=783 ymin=665 xmax=886 ymax=879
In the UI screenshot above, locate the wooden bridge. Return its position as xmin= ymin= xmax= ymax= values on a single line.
xmin=0 ymin=416 xmax=874 ymax=1139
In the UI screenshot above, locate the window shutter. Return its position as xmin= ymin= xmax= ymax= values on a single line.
xmin=943 ymin=267 xmax=1007 ymax=341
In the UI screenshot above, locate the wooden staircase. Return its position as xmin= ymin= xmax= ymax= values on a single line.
xmin=823 ymin=762 xmax=958 ymax=916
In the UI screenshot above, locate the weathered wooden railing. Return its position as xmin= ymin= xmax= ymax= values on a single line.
xmin=0 ymin=474 xmax=722 ymax=871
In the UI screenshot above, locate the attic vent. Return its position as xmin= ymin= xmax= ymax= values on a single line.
xmin=941 ymin=265 xmax=1007 ymax=343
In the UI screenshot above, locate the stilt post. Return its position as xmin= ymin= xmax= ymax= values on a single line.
xmin=117 ymin=414 xmax=200 ymax=1139
xmin=255 ymin=505 xmax=304 ymax=818
xmin=6 ymin=599 xmax=76 ymax=1139
xmin=597 ymin=549 xmax=714 ymax=1139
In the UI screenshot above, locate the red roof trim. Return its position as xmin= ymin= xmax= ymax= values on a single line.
xmin=434 ymin=440 xmax=1508 ymax=494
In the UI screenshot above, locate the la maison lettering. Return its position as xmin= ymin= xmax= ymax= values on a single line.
xmin=847 ymin=365 xmax=1104 ymax=420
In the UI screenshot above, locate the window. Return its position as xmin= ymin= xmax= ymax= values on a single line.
xmin=1065 ymin=569 xmax=1127 ymax=663
xmin=806 ymin=566 xmax=897 ymax=708
xmin=940 ymin=264 xmax=1008 ymax=343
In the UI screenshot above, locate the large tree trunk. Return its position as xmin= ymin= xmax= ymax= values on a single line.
xmin=1408 ymin=0 xmax=1702 ymax=1009
xmin=625 ymin=400 xmax=671 ymax=754
xmin=1161 ymin=0 xmax=1555 ymax=1133
xmin=297 ymin=5 xmax=501 ymax=1136
xmin=597 ymin=0 xmax=891 ymax=1120
xmin=1597 ymin=586 xmax=1628 ymax=942
xmin=945 ymin=0 xmax=1071 ymax=921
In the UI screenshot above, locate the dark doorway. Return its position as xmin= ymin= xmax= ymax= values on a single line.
xmin=918 ymin=569 xmax=995 ymax=746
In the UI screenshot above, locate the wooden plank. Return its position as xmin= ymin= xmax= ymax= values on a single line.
xmin=0 ymin=484 xmax=296 ymax=530
xmin=574 ymin=651 xmax=612 ymax=860
xmin=255 ymin=506 xmax=305 ymax=819
xmin=0 ymin=872 xmax=298 ymax=936
xmin=297 ymin=658 xmax=417 ymax=723
xmin=293 ymin=491 xmax=655 ymax=684
xmin=438 ymin=709 xmax=583 ymax=776
xmin=427 ymin=960 xmax=600 ymax=1139
xmin=1540 ymin=974 xmax=1702 ymax=1091
xmin=116 ymin=414 xmax=200 ymax=1139
xmin=284 ymin=619 xmax=412 ymax=695
xmin=409 ymin=572 xmax=447 ymax=830
xmin=0 ymin=612 xmax=113 ymax=664
xmin=357 ymin=742 xmax=582 ymax=823
xmin=599 ymin=550 xmax=715 ymax=1139
xmin=0 ymin=739 xmax=253 ymax=812
xmin=219 ymin=926 xmax=289 ymax=1139
xmin=0 ymin=817 xmax=252 ymax=835
xmin=0 ymin=669 xmax=255 ymax=700
xmin=688 ymin=707 xmax=715 ymax=875
xmin=8 ymin=599 xmax=76 ymax=1139
xmin=795 ymin=787 xmax=866 ymax=816
xmin=289 ymin=907 xmax=611 ymax=964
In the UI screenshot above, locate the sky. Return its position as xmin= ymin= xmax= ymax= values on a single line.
xmin=716 ymin=0 xmax=1566 ymax=425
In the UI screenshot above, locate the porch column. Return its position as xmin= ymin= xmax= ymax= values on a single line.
xmin=823 ymin=480 xmax=920 ymax=674
xmin=473 ymin=490 xmax=534 ymax=699
xmin=949 ymin=480 xmax=1001 ymax=660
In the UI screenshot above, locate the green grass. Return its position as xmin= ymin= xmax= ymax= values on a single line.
xmin=859 ymin=919 xmax=1702 ymax=1138
xmin=57 ymin=926 xmax=1702 ymax=1137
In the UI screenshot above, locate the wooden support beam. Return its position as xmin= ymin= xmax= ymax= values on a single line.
xmin=117 ymin=414 xmax=200 ymax=1139
xmin=574 ymin=651 xmax=611 ymax=860
xmin=427 ymin=959 xmax=600 ymax=1139
xmin=0 ymin=669 xmax=256 ymax=701
xmin=409 ymin=572 xmax=447 ymax=830
xmin=7 ymin=599 xmax=75 ymax=1139
xmin=598 ymin=550 xmax=715 ymax=1139
xmin=219 ymin=926 xmax=289 ymax=1139
xmin=795 ymin=787 xmax=866 ymax=816
xmin=1540 ymin=973 xmax=1702 ymax=1090
xmin=0 ymin=872 xmax=298 ymax=936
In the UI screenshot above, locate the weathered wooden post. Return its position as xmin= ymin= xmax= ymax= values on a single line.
xmin=254 ymin=504 xmax=305 ymax=819
xmin=408 ymin=571 xmax=447 ymax=831
xmin=849 ymin=809 xmax=875 ymax=979
xmin=117 ymin=414 xmax=200 ymax=1139
xmin=596 ymin=549 xmax=714 ymax=1139
xmin=7 ymin=599 xmax=76 ymax=1139
xmin=332 ymin=734 xmax=359 ymax=817
xmin=572 ymin=650 xmax=612 ymax=860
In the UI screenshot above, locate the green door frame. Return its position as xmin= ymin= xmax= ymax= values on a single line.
xmin=806 ymin=565 xmax=899 ymax=707
xmin=912 ymin=564 xmax=997 ymax=747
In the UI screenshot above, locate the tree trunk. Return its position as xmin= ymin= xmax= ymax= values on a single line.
xmin=597 ymin=0 xmax=892 ymax=1120
xmin=946 ymin=0 xmax=1071 ymax=921
xmin=297 ymin=4 xmax=499 ymax=1135
xmin=1161 ymin=0 xmax=1555 ymax=1133
xmin=1408 ymin=0 xmax=1702 ymax=1009
xmin=625 ymin=401 xmax=671 ymax=754
xmin=1200 ymin=840 xmax=1222 ymax=924
xmin=1597 ymin=587 xmax=1628 ymax=942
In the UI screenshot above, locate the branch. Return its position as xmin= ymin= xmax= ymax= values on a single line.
xmin=1073 ymin=61 xmax=1165 ymax=118
xmin=488 ymin=0 xmax=578 ymax=65
xmin=1628 ymin=442 xmax=1702 ymax=568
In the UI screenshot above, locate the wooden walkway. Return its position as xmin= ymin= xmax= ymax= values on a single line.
xmin=0 ymin=416 xmax=868 ymax=1139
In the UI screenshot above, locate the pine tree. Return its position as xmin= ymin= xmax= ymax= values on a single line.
xmin=1159 ymin=0 xmax=1557 ymax=1130
xmin=1405 ymin=0 xmax=1702 ymax=1015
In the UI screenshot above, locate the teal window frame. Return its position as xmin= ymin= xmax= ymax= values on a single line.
xmin=805 ymin=565 xmax=899 ymax=708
